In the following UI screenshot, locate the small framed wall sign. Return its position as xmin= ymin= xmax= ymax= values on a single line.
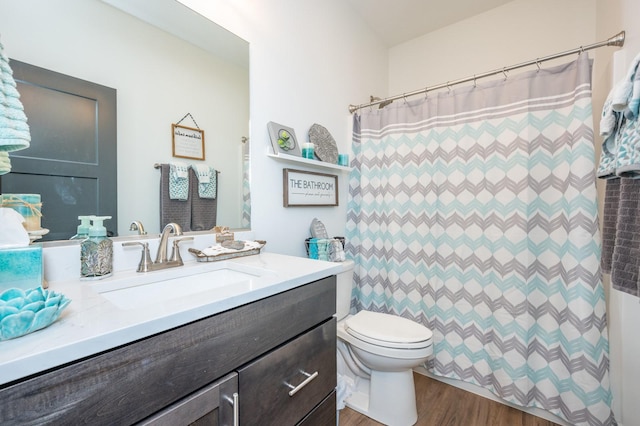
xmin=283 ymin=168 xmax=338 ymax=207
xmin=172 ymin=123 xmax=205 ymax=160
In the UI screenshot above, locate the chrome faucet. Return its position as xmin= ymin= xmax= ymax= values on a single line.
xmin=129 ymin=220 xmax=147 ymax=235
xmin=155 ymin=223 xmax=193 ymax=265
xmin=123 ymin=222 xmax=193 ymax=272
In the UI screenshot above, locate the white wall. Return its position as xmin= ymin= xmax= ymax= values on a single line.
xmin=179 ymin=0 xmax=389 ymax=256
xmin=388 ymin=0 xmax=639 ymax=425
xmin=388 ymin=0 xmax=596 ymax=96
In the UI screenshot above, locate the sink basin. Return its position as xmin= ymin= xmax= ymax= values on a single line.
xmin=91 ymin=262 xmax=274 ymax=310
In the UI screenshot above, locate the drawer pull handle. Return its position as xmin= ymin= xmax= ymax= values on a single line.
xmin=224 ymin=392 xmax=240 ymax=426
xmin=232 ymin=392 xmax=239 ymax=426
xmin=287 ymin=370 xmax=319 ymax=397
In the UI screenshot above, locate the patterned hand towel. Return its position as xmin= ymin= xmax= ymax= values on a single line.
xmin=169 ymin=162 xmax=189 ymax=200
xmin=598 ymin=53 xmax=640 ymax=178
xmin=159 ymin=164 xmax=191 ymax=231
xmin=193 ymin=164 xmax=217 ymax=199
xmin=189 ymin=167 xmax=217 ymax=231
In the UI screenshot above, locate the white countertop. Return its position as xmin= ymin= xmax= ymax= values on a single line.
xmin=0 ymin=252 xmax=342 ymax=386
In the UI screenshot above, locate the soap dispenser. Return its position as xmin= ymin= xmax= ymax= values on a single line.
xmin=80 ymin=215 xmax=113 ymax=280
xmin=70 ymin=215 xmax=92 ymax=240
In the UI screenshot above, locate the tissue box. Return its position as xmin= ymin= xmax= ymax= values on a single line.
xmin=0 ymin=245 xmax=43 ymax=291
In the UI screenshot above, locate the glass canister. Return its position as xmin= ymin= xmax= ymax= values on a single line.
xmin=302 ymin=143 xmax=315 ymax=159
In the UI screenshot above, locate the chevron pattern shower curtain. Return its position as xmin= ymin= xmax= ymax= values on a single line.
xmin=346 ymin=55 xmax=614 ymax=426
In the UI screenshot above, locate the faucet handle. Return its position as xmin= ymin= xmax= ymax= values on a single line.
xmin=170 ymin=237 xmax=194 ymax=264
xmin=123 ymin=241 xmax=153 ymax=272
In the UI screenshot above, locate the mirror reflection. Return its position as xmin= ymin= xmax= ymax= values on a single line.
xmin=0 ymin=0 xmax=250 ymax=241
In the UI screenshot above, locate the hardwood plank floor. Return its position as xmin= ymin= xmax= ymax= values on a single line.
xmin=338 ymin=373 xmax=560 ymax=426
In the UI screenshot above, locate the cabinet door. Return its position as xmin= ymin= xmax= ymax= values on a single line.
xmin=238 ymin=319 xmax=337 ymax=426
xmin=138 ymin=373 xmax=238 ymax=426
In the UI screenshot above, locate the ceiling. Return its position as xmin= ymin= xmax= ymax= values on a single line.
xmin=344 ymin=0 xmax=514 ymax=47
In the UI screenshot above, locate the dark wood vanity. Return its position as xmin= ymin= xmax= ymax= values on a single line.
xmin=0 ymin=276 xmax=337 ymax=425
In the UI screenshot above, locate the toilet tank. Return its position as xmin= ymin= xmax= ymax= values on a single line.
xmin=336 ymin=260 xmax=355 ymax=320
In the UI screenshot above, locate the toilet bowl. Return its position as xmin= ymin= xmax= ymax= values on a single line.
xmin=336 ymin=260 xmax=433 ymax=426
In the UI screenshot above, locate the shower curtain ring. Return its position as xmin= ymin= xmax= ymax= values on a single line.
xmin=403 ymin=94 xmax=408 ymax=104
xmin=446 ymin=81 xmax=451 ymax=92
xmin=536 ymin=59 xmax=541 ymax=71
xmin=502 ymin=68 xmax=508 ymax=80
xmin=473 ymin=75 xmax=477 ymax=87
xmin=424 ymin=88 xmax=428 ymax=99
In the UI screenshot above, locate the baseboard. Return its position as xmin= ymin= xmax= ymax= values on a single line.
xmin=413 ymin=366 xmax=571 ymax=426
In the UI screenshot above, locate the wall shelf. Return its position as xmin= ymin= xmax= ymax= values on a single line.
xmin=267 ymin=153 xmax=352 ymax=172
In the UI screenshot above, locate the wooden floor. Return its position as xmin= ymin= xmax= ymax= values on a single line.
xmin=338 ymin=373 xmax=560 ymax=426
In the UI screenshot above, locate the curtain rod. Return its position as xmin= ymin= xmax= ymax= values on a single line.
xmin=348 ymin=31 xmax=626 ymax=114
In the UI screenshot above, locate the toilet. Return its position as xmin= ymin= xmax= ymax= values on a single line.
xmin=336 ymin=260 xmax=433 ymax=426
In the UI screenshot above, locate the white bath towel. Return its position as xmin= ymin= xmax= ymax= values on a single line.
xmin=611 ymin=52 xmax=640 ymax=116
xmin=628 ymin=52 xmax=640 ymax=119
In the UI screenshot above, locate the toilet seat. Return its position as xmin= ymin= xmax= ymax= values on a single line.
xmin=344 ymin=311 xmax=433 ymax=350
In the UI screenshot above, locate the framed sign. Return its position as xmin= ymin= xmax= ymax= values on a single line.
xmin=283 ymin=168 xmax=338 ymax=207
xmin=172 ymin=123 xmax=205 ymax=160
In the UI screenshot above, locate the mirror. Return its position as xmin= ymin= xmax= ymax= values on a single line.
xmin=0 ymin=0 xmax=250 ymax=241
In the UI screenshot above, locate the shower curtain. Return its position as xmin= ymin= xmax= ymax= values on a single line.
xmin=346 ymin=55 xmax=614 ymax=426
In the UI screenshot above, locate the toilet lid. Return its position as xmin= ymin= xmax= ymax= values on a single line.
xmin=344 ymin=311 xmax=433 ymax=349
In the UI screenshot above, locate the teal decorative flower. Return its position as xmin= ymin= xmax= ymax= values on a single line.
xmin=0 ymin=287 xmax=71 ymax=340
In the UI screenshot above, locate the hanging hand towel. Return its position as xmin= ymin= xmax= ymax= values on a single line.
xmin=598 ymin=52 xmax=640 ymax=178
xmin=159 ymin=163 xmax=191 ymax=231
xmin=600 ymin=179 xmax=620 ymax=273
xmin=189 ymin=167 xmax=217 ymax=231
xmin=611 ymin=178 xmax=640 ymax=297
xmin=597 ymin=88 xmax=621 ymax=179
xmin=628 ymin=53 xmax=640 ymax=118
xmin=192 ymin=164 xmax=217 ymax=199
xmin=0 ymin=38 xmax=30 ymax=152
xmin=169 ymin=161 xmax=189 ymax=200
xmin=611 ymin=52 xmax=640 ymax=116
xmin=614 ymin=54 xmax=640 ymax=178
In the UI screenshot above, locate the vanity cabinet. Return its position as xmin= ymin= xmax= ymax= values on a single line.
xmin=0 ymin=275 xmax=337 ymax=426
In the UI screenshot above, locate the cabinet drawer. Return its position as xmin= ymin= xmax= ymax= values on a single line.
xmin=138 ymin=373 xmax=238 ymax=426
xmin=238 ymin=318 xmax=336 ymax=426
xmin=298 ymin=390 xmax=336 ymax=426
